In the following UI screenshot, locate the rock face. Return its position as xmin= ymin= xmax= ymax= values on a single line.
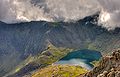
xmin=83 ymin=50 xmax=120 ymax=77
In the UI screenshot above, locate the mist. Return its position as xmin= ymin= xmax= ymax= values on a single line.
xmin=0 ymin=0 xmax=100 ymax=23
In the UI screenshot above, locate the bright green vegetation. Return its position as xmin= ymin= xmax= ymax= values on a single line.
xmin=33 ymin=43 xmax=73 ymax=65
xmin=32 ymin=65 xmax=87 ymax=77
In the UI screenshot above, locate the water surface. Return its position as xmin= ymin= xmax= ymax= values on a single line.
xmin=55 ymin=49 xmax=102 ymax=70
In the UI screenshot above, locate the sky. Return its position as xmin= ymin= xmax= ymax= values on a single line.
xmin=0 ymin=0 xmax=120 ymax=30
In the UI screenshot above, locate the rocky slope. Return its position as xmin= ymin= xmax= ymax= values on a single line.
xmin=0 ymin=14 xmax=120 ymax=76
xmin=83 ymin=50 xmax=120 ymax=77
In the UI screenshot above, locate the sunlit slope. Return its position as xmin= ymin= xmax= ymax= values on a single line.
xmin=32 ymin=65 xmax=87 ymax=77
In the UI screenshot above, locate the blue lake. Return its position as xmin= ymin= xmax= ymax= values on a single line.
xmin=55 ymin=49 xmax=102 ymax=70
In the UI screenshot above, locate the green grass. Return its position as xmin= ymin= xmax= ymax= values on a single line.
xmin=33 ymin=43 xmax=73 ymax=65
xmin=32 ymin=65 xmax=88 ymax=77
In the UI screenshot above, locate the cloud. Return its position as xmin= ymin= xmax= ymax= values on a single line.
xmin=0 ymin=0 xmax=100 ymax=23
xmin=98 ymin=0 xmax=120 ymax=30
xmin=0 ymin=0 xmax=120 ymax=30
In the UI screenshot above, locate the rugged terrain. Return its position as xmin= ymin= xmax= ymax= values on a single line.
xmin=83 ymin=50 xmax=120 ymax=77
xmin=23 ymin=49 xmax=120 ymax=77
xmin=0 ymin=14 xmax=120 ymax=76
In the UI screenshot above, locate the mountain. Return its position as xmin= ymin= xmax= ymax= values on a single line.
xmin=83 ymin=49 xmax=120 ymax=77
xmin=4 ymin=43 xmax=72 ymax=77
xmin=0 ymin=14 xmax=120 ymax=76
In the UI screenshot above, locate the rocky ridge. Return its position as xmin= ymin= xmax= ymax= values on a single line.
xmin=83 ymin=50 xmax=120 ymax=77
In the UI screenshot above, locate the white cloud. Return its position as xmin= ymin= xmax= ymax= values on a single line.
xmin=0 ymin=0 xmax=100 ymax=23
xmin=98 ymin=0 xmax=120 ymax=30
xmin=0 ymin=0 xmax=120 ymax=30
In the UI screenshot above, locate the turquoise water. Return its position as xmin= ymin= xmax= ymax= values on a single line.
xmin=56 ymin=49 xmax=102 ymax=70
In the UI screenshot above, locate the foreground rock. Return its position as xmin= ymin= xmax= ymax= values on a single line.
xmin=83 ymin=50 xmax=120 ymax=77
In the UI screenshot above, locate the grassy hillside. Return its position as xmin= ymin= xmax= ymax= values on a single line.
xmin=33 ymin=43 xmax=73 ymax=65
xmin=7 ymin=43 xmax=72 ymax=77
xmin=32 ymin=65 xmax=87 ymax=77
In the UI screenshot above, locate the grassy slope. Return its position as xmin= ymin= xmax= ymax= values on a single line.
xmin=7 ymin=43 xmax=73 ymax=77
xmin=33 ymin=43 xmax=73 ymax=65
xmin=32 ymin=65 xmax=87 ymax=77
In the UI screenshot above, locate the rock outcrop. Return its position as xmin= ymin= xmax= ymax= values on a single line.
xmin=83 ymin=50 xmax=120 ymax=77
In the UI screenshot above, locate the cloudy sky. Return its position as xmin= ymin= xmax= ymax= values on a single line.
xmin=0 ymin=0 xmax=120 ymax=29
